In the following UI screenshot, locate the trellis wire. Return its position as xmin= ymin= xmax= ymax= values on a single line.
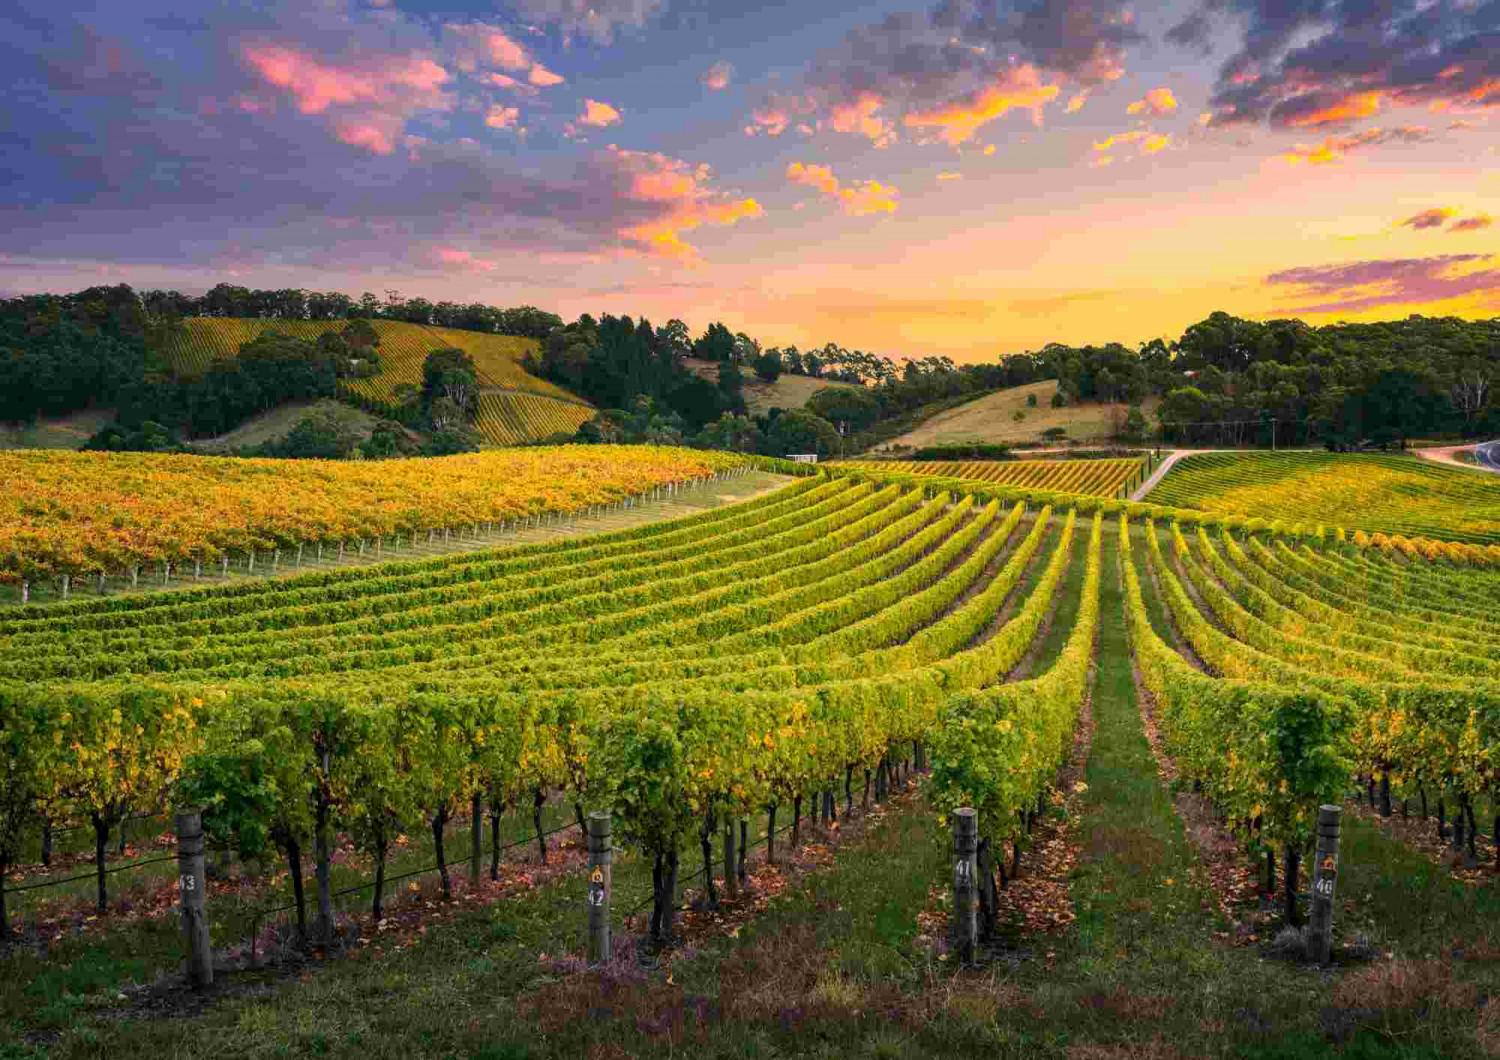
xmin=247 ymin=819 xmax=577 ymax=965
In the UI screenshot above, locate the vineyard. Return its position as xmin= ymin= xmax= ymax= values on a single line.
xmin=0 ymin=446 xmax=755 ymax=590
xmin=830 ymin=458 xmax=1145 ymax=497
xmin=1144 ymin=451 xmax=1500 ymax=545
xmin=475 ymin=391 xmax=595 ymax=445
xmin=162 ymin=317 xmax=594 ymax=446
xmin=7 ymin=462 xmax=1500 ymax=1056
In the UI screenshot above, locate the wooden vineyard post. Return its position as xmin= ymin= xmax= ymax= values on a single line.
xmin=587 ymin=812 xmax=611 ymax=964
xmin=1307 ymin=805 xmax=1341 ymax=965
xmin=176 ymin=807 xmax=213 ymax=988
xmin=951 ymin=808 xmax=978 ymax=966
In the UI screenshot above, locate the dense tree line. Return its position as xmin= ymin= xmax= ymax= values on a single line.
xmin=1038 ymin=312 xmax=1500 ymax=446
xmin=0 ymin=285 xmax=161 ymax=423
xmin=8 ymin=282 xmax=1500 ymax=459
xmin=142 ymin=284 xmax=562 ymax=339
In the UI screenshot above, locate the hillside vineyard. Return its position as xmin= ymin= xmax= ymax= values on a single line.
xmin=8 ymin=464 xmax=1500 ymax=943
xmin=164 ymin=317 xmax=591 ymax=445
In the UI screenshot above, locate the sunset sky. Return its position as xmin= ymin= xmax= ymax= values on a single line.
xmin=3 ymin=0 xmax=1498 ymax=361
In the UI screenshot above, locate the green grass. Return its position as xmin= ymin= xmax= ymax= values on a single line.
xmin=0 ymin=409 xmax=116 ymax=452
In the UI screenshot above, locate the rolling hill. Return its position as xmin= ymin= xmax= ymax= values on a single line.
xmin=684 ymin=359 xmax=862 ymax=415
xmin=163 ymin=317 xmax=595 ymax=445
xmin=883 ymin=379 xmax=1160 ymax=449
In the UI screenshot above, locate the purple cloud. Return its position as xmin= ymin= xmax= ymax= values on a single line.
xmin=752 ymin=0 xmax=1145 ymax=151
xmin=1450 ymin=214 xmax=1494 ymax=232
xmin=0 ymin=0 xmax=761 ymax=275
xmin=1169 ymin=0 xmax=1500 ymax=133
xmin=1264 ymin=253 xmax=1500 ymax=313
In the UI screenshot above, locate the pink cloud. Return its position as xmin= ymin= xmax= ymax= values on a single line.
xmin=1126 ymin=87 xmax=1177 ymax=116
xmin=488 ymin=72 xmax=540 ymax=97
xmin=445 ymin=23 xmax=531 ymax=72
xmin=241 ymin=43 xmax=450 ymax=115
xmin=334 ymin=121 xmax=397 ymax=155
xmin=829 ymin=91 xmax=897 ymax=148
xmin=605 ymin=145 xmax=765 ymax=260
xmin=744 ymin=92 xmax=816 ymax=137
xmin=433 ymin=247 xmax=498 ymax=271
xmin=485 ymin=104 xmax=521 ymax=129
xmin=701 ymin=62 xmax=733 ymax=91
xmin=1065 ymin=92 xmax=1089 ymax=113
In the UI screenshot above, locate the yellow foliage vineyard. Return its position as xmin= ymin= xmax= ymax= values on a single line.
xmin=163 ymin=318 xmax=594 ymax=445
xmin=829 ymin=458 xmax=1144 ymax=497
xmin=0 ymin=446 xmax=752 ymax=585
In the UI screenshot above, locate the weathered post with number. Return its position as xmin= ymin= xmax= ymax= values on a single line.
xmin=1307 ymin=804 xmax=1342 ymax=965
xmin=176 ymin=807 xmax=212 ymax=988
xmin=587 ymin=811 xmax=611 ymax=964
xmin=951 ymin=808 xmax=978 ymax=966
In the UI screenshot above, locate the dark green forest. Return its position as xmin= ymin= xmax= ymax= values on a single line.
xmin=3 ymin=284 xmax=1498 ymax=458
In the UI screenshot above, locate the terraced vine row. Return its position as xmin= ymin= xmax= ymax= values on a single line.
xmin=9 ymin=462 xmax=1500 ymax=944
xmin=1145 ymin=451 xmax=1500 ymax=545
xmin=0 ymin=469 xmax=1107 ymax=937
xmin=0 ymin=446 xmax=759 ymax=589
xmin=831 ymin=458 xmax=1144 ymax=497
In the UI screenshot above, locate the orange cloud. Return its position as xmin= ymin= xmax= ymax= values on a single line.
xmin=903 ymin=65 xmax=1060 ymax=145
xmin=565 ymin=98 xmax=621 ymax=138
xmin=786 ymin=162 xmax=898 ymax=216
xmin=608 ymin=145 xmax=765 ymax=261
xmin=1398 ymin=207 xmax=1456 ymax=230
xmin=983 ymin=144 xmax=996 ymax=156
xmin=1066 ymin=92 xmax=1089 ymax=114
xmin=1429 ymin=79 xmax=1500 ymax=112
xmin=1198 ymin=111 xmax=1213 ymax=125
xmin=1141 ymin=133 xmax=1170 ymax=154
xmin=241 ymin=43 xmax=449 ymax=115
xmin=830 ymin=92 xmax=897 ymax=148
xmin=1127 ymin=87 xmax=1178 ymax=116
xmin=1279 ymin=126 xmax=1430 ymax=164
xmin=936 ymin=171 xmax=963 ymax=180
xmin=1286 ymin=90 xmax=1383 ymax=127
xmin=1090 ymin=154 xmax=1115 ymax=167
xmin=1092 ymin=129 xmax=1147 ymax=151
xmin=582 ymin=98 xmax=620 ymax=124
